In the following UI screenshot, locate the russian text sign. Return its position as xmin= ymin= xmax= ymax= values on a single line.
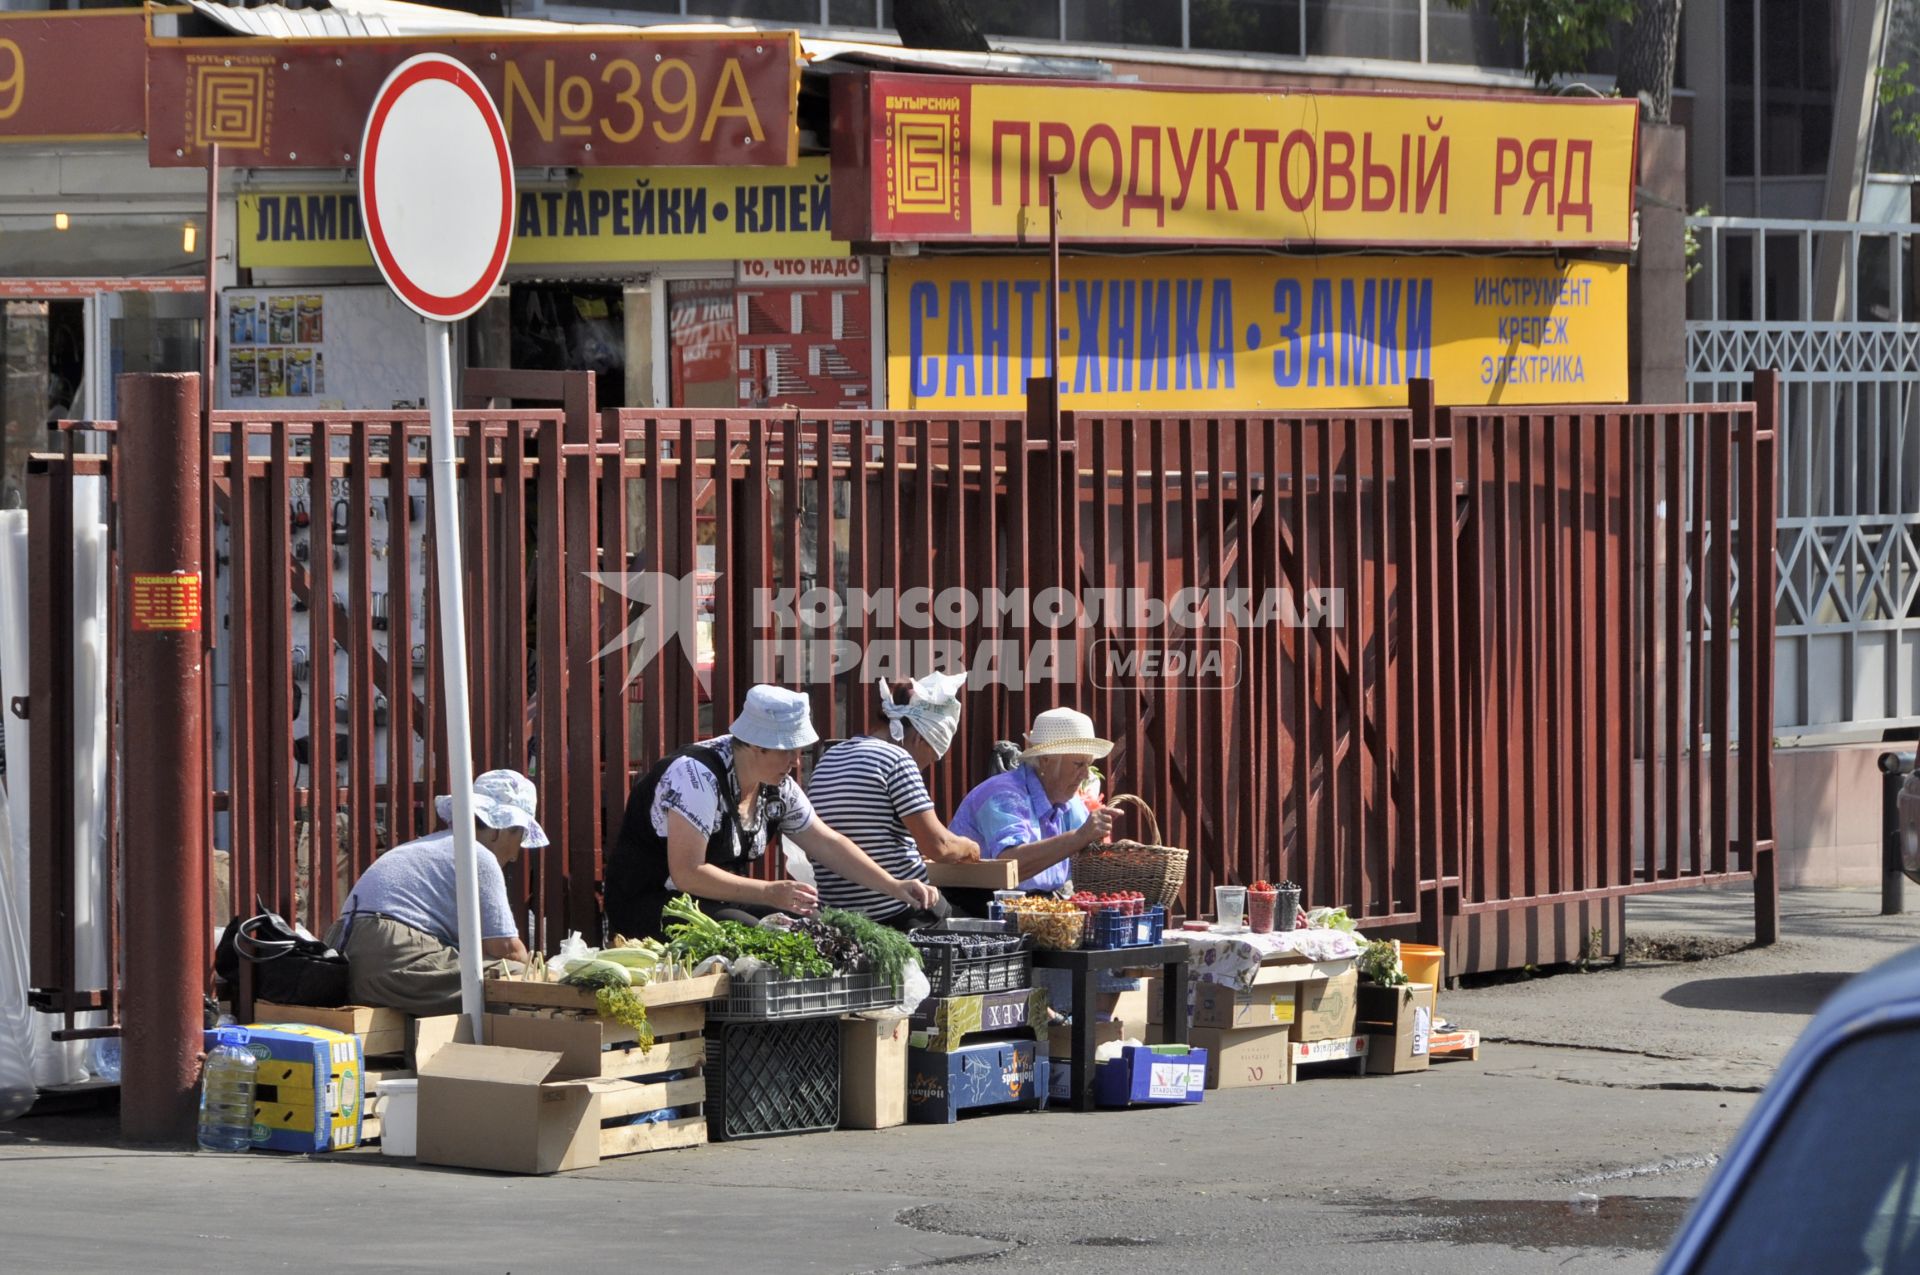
xmin=835 ymin=73 xmax=1638 ymax=251
xmin=238 ymin=158 xmax=842 ymax=269
xmin=886 ymin=255 xmax=1627 ymax=410
xmin=152 ymin=31 xmax=800 ymax=169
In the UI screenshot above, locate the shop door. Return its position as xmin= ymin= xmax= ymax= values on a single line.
xmin=508 ymin=283 xmax=630 ymax=409
xmin=1 ymin=298 xmax=84 ymax=509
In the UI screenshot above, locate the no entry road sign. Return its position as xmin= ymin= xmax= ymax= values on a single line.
xmin=359 ymin=53 xmax=514 ymax=323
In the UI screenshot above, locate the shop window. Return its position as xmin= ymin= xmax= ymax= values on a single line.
xmin=828 ymin=0 xmax=882 ymax=23
xmin=689 ymin=0 xmax=822 ymax=21
xmin=1426 ymin=4 xmax=1526 ymax=70
xmin=1065 ymin=0 xmax=1181 ymax=48
xmin=1189 ymin=0 xmax=1303 ymax=57
xmin=509 ymin=284 xmax=629 ymax=409
xmin=668 ymin=279 xmax=741 ymax=409
xmin=737 ymin=280 xmax=873 ymax=411
xmin=1307 ymin=0 xmax=1421 ymax=61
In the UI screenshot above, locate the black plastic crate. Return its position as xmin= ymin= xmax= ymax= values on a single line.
xmin=911 ymin=933 xmax=1035 ymax=998
xmin=708 ymin=969 xmax=896 ymax=1021
xmin=704 ymin=1017 xmax=842 ymax=1142
xmin=1083 ymin=906 xmax=1168 ymax=949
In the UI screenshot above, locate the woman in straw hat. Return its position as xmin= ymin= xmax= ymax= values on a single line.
xmin=603 ymin=684 xmax=942 ymax=940
xmin=806 ymin=673 xmax=983 ymax=929
xmin=950 ymin=706 xmax=1121 ymax=895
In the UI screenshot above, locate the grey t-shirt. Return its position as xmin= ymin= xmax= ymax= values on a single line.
xmin=342 ymin=830 xmax=516 ymax=946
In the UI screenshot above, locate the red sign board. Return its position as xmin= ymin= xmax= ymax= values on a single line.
xmin=150 ymin=31 xmax=800 ymax=169
xmin=130 ymin=573 xmax=203 ymax=633
xmin=0 ymin=10 xmax=146 ymax=143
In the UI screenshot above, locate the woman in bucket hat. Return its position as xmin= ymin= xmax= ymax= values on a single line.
xmin=603 ymin=684 xmax=943 ymax=940
xmin=949 ymin=706 xmax=1122 ymax=896
xmin=326 ymin=769 xmax=546 ymax=1016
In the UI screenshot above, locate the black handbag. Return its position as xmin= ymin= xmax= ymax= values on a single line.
xmin=213 ymin=900 xmax=351 ymax=1008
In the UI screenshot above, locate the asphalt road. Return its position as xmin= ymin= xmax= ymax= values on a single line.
xmin=1 ymin=886 xmax=1911 ymax=1274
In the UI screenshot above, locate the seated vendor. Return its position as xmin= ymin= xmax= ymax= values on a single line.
xmin=950 ymin=706 xmax=1120 ymax=896
xmin=806 ymin=673 xmax=982 ymax=930
xmin=602 ymin=683 xmax=942 ymax=941
xmin=326 ymin=769 xmax=542 ymax=1017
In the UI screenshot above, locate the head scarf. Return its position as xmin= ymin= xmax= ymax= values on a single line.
xmin=879 ymin=671 xmax=967 ymax=758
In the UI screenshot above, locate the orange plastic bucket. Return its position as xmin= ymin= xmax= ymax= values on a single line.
xmin=1398 ymin=943 xmax=1445 ymax=993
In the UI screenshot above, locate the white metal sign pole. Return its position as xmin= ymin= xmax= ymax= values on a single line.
xmin=360 ymin=53 xmax=515 ymax=1046
xmin=426 ymin=319 xmax=483 ymax=1037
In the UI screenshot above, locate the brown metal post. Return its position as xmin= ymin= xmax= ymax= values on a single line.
xmin=118 ymin=372 xmax=209 ymax=1143
xmin=1749 ymin=368 xmax=1781 ymax=946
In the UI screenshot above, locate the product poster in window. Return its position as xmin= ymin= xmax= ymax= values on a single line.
xmin=220 ymin=287 xmax=418 ymax=410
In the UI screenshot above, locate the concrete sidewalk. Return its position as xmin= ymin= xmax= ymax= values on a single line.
xmin=2 ymin=886 xmax=1912 ymax=1274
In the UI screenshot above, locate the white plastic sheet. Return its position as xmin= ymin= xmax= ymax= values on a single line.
xmin=0 ymin=776 xmax=35 ymax=1118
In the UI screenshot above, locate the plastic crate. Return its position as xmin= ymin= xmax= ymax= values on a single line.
xmin=707 ymin=969 xmax=895 ymax=1021
xmin=704 ymin=1017 xmax=842 ymax=1141
xmin=1084 ymin=905 xmax=1167 ymax=949
xmin=911 ymin=934 xmax=1035 ymax=998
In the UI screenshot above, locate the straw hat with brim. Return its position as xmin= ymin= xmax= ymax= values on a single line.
xmin=1018 ymin=707 xmax=1114 ymax=761
xmin=435 ymin=768 xmax=549 ymax=849
xmin=730 ymin=684 xmax=820 ymax=752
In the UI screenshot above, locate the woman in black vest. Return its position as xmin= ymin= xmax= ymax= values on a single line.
xmin=603 ymin=684 xmax=942 ymax=940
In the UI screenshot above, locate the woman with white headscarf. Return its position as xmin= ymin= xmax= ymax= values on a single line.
xmin=805 ymin=673 xmax=982 ymax=929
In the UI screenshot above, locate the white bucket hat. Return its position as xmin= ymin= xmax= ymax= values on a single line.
xmin=435 ymin=768 xmax=549 ymax=849
xmin=730 ymin=684 xmax=820 ymax=752
xmin=1018 ymin=706 xmax=1114 ymax=761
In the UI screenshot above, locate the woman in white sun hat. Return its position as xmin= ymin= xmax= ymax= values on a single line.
xmin=327 ymin=768 xmax=546 ymax=1016
xmin=950 ymin=705 xmax=1122 ymax=895
xmin=603 ymin=684 xmax=943 ymax=940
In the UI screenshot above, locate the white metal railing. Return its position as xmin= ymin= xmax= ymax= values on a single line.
xmin=1688 ymin=215 xmax=1920 ymax=736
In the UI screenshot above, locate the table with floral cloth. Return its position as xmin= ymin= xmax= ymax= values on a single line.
xmin=1167 ymin=928 xmax=1364 ymax=1001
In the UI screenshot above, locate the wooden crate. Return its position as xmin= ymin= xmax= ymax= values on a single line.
xmin=482 ymin=973 xmax=722 ymax=1161
xmin=1291 ymin=1034 xmax=1370 ymax=1079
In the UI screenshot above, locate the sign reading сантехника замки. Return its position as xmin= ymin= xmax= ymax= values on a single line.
xmin=888 ymin=255 xmax=1626 ymax=411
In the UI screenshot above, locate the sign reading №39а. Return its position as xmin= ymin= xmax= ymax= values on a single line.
xmin=832 ymin=73 xmax=1639 ymax=250
xmin=150 ymin=31 xmax=800 ymax=168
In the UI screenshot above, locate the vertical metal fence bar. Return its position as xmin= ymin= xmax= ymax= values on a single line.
xmin=1288 ymin=420 xmax=1311 ymax=909
xmin=388 ymin=420 xmax=417 ymax=847
xmin=1688 ymin=411 xmax=1708 ymax=877
xmin=1708 ymin=411 xmax=1733 ymax=876
xmin=565 ymin=391 xmax=604 ymax=933
xmin=534 ymin=408 xmax=569 ymax=937
xmin=311 ymin=424 xmax=338 ymax=928
xmin=1314 ymin=418 xmax=1338 ymax=910
xmin=266 ymin=422 xmax=295 ymax=921
xmin=1663 ymin=412 xmax=1685 ymax=878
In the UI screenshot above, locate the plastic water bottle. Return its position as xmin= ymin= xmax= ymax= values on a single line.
xmin=197 ymin=1028 xmax=258 ymax=1153
xmin=87 ymin=1036 xmax=122 ymax=1084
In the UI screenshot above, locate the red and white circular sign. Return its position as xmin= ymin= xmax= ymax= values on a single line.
xmin=359 ymin=54 xmax=514 ymax=323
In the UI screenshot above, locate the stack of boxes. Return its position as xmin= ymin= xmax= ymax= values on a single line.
xmin=1172 ymin=948 xmax=1366 ymax=1089
xmin=904 ymin=926 xmax=1049 ymax=1123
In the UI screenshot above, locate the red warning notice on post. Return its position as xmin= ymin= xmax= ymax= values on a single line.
xmin=130 ymin=573 xmax=202 ymax=632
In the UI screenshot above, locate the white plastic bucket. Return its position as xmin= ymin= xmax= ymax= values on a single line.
xmin=378 ymin=1078 xmax=418 ymax=1158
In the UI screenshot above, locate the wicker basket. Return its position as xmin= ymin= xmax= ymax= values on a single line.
xmin=1071 ymin=795 xmax=1190 ymax=912
xmin=1008 ymin=905 xmax=1087 ymax=951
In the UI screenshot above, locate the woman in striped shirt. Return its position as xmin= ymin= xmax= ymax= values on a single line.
xmin=806 ymin=673 xmax=981 ymax=928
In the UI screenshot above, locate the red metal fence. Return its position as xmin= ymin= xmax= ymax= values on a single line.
xmin=21 ymin=371 xmax=1778 ymax=1022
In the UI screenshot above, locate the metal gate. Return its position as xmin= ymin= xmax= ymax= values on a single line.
xmin=1688 ymin=215 xmax=1920 ymax=736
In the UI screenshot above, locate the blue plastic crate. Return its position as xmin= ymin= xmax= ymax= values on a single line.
xmin=1083 ymin=906 xmax=1167 ymax=949
xmin=1094 ymin=1044 xmax=1208 ymax=1107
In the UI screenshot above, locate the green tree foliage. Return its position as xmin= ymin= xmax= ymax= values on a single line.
xmin=1446 ymin=0 xmax=1634 ymax=88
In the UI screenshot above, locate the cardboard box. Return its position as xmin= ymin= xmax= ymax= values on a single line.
xmin=234 ymin=1023 xmax=364 ymax=1152
xmin=1185 ymin=1025 xmax=1292 ymax=1089
xmin=907 ymin=1039 xmax=1043 ymax=1123
xmin=840 ymin=1013 xmax=909 ymax=1131
xmin=1105 ymin=983 xmax=1148 ymax=1028
xmin=1250 ymin=956 xmax=1356 ymax=986
xmin=253 ymin=1002 xmax=407 ymax=1058
xmin=1357 ymin=983 xmax=1437 ymax=1075
xmin=1290 ymin=970 xmax=1359 ymax=1043
xmin=910 ymin=986 xmax=1049 ymax=1052
xmin=1192 ymin=982 xmax=1297 ymax=1030
xmin=416 ymin=1043 xmax=600 ymax=1175
xmin=409 ymin=1014 xmax=463 ymax=1069
xmin=1094 ymin=1045 xmax=1208 ymax=1107
xmin=924 ymin=858 xmax=1021 ymax=890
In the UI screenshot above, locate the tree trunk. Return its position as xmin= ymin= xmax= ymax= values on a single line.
xmin=1616 ymin=0 xmax=1684 ymax=124
xmin=891 ymin=0 xmax=993 ymax=52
